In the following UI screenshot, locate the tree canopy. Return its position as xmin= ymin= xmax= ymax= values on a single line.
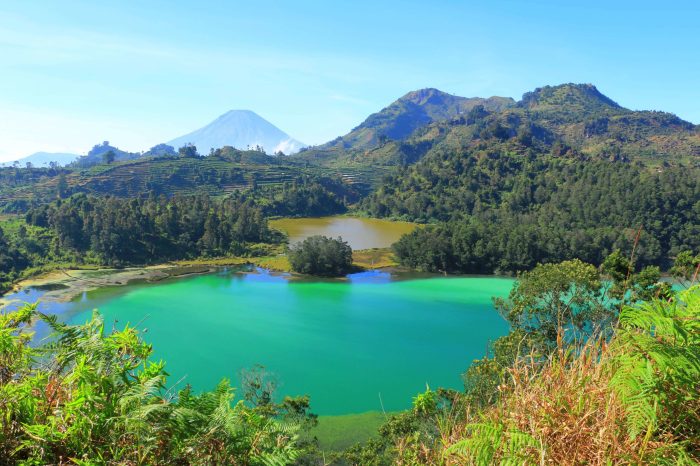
xmin=288 ymin=235 xmax=353 ymax=277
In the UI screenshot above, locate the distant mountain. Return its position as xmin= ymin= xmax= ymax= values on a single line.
xmin=319 ymin=88 xmax=515 ymax=151
xmin=0 ymin=151 xmax=79 ymax=167
xmin=167 ymin=110 xmax=305 ymax=155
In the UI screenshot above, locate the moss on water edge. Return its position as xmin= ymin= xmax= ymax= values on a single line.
xmin=307 ymin=411 xmax=393 ymax=451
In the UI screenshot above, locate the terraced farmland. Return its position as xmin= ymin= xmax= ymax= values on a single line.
xmin=0 ymin=155 xmax=368 ymax=208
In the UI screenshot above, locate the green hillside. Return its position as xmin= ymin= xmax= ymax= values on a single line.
xmin=295 ymin=83 xmax=699 ymax=168
xmin=0 ymin=148 xmax=376 ymax=212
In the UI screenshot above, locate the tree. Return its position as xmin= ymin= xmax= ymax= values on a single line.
xmin=288 ymin=235 xmax=353 ymax=276
xmin=102 ymin=150 xmax=115 ymax=164
xmin=178 ymin=144 xmax=199 ymax=158
xmin=493 ymin=259 xmax=611 ymax=354
xmin=56 ymin=173 xmax=68 ymax=199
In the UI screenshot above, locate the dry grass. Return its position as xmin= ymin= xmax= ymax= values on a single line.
xmin=250 ymin=255 xmax=292 ymax=272
xmin=352 ymin=248 xmax=398 ymax=269
xmin=407 ymin=338 xmax=696 ymax=465
xmin=172 ymin=257 xmax=250 ymax=267
xmin=173 ymin=255 xmax=292 ymax=272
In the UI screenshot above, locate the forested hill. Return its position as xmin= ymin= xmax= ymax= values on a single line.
xmin=0 ymin=146 xmax=365 ymax=213
xmin=295 ymin=88 xmax=514 ymax=163
xmin=356 ymin=84 xmax=700 ymax=273
xmin=296 ymin=83 xmax=699 ymax=167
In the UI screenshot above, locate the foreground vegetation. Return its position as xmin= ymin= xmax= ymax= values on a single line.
xmin=325 ymin=258 xmax=699 ymax=465
xmin=0 ymin=306 xmax=318 ymax=465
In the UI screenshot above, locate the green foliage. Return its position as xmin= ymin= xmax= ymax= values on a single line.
xmin=610 ymin=286 xmax=700 ymax=442
xmin=178 ymin=143 xmax=200 ymax=158
xmin=0 ymin=224 xmax=30 ymax=293
xmin=25 ymin=193 xmax=277 ymax=266
xmin=0 ymin=305 xmax=309 ymax=465
xmin=445 ymin=423 xmax=541 ymax=465
xmin=288 ymin=235 xmax=353 ymax=277
xmin=494 ymin=259 xmax=611 ymax=352
xmin=411 ymin=386 xmax=438 ymax=416
xmin=602 ymin=249 xmax=672 ymax=303
xmin=671 ymin=250 xmax=700 ymax=287
xmin=385 ymin=157 xmax=699 ymax=273
xmin=262 ymin=179 xmax=347 ymax=217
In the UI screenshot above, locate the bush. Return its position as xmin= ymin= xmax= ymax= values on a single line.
xmin=288 ymin=235 xmax=353 ymax=276
xmin=0 ymin=305 xmax=309 ymax=465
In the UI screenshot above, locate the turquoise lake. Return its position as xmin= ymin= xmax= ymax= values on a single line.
xmin=49 ymin=270 xmax=512 ymax=415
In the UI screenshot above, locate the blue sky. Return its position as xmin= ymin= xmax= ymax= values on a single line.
xmin=0 ymin=0 xmax=698 ymax=161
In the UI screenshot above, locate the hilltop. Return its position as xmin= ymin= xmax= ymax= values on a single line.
xmin=320 ymin=88 xmax=514 ymax=151
xmin=297 ymin=83 xmax=699 ymax=167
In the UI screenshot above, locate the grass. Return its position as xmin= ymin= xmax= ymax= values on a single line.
xmin=174 ymin=255 xmax=292 ymax=272
xmin=308 ymin=411 xmax=391 ymax=451
xmin=250 ymin=255 xmax=291 ymax=272
xmin=352 ymin=248 xmax=398 ymax=269
xmin=428 ymin=289 xmax=700 ymax=465
xmin=172 ymin=257 xmax=250 ymax=267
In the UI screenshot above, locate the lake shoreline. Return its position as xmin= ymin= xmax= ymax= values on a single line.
xmin=0 ymin=250 xmax=411 ymax=307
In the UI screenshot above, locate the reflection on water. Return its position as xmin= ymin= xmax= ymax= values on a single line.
xmin=347 ymin=270 xmax=392 ymax=283
xmin=1 ymin=286 xmax=73 ymax=344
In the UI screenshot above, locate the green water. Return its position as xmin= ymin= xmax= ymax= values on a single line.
xmin=269 ymin=216 xmax=417 ymax=250
xmin=68 ymin=270 xmax=513 ymax=415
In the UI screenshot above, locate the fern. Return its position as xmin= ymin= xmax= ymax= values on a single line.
xmin=610 ymin=286 xmax=700 ymax=441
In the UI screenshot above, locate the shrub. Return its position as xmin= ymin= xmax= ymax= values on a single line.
xmin=0 ymin=305 xmax=309 ymax=465
xmin=288 ymin=235 xmax=353 ymax=277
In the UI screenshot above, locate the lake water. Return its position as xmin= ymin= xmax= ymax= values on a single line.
xmin=58 ymin=269 xmax=512 ymax=415
xmin=269 ymin=216 xmax=417 ymax=250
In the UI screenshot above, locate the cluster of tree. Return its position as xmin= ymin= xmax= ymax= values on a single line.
xmin=0 ymin=163 xmax=68 ymax=191
xmin=0 ymin=305 xmax=316 ymax=465
xmin=0 ymin=225 xmax=30 ymax=293
xmin=288 ymin=235 xmax=353 ymax=277
xmin=24 ymin=193 xmax=279 ymax=266
xmin=366 ymin=153 xmax=699 ymax=272
xmin=262 ymin=179 xmax=348 ymax=217
xmin=393 ymin=217 xmax=690 ymax=275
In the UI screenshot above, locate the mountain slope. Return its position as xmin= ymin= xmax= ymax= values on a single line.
xmin=167 ymin=110 xmax=305 ymax=155
xmin=1 ymin=152 xmax=79 ymax=167
xmin=320 ymin=88 xmax=514 ymax=151
xmin=304 ymin=83 xmax=698 ymax=168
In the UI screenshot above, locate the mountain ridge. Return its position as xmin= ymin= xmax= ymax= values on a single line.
xmin=0 ymin=152 xmax=80 ymax=167
xmin=317 ymin=88 xmax=514 ymax=151
xmin=295 ymin=82 xmax=699 ymax=167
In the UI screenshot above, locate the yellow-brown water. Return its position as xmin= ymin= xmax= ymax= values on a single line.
xmin=269 ymin=216 xmax=417 ymax=250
